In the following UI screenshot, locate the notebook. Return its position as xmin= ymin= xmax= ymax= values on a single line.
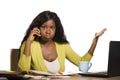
xmin=79 ymin=41 xmax=120 ymax=77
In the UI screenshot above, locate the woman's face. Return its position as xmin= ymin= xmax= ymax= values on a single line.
xmin=40 ymin=19 xmax=56 ymax=41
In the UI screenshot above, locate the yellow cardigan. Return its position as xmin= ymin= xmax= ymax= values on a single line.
xmin=18 ymin=41 xmax=92 ymax=72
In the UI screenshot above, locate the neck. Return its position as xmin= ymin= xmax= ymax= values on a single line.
xmin=40 ymin=39 xmax=54 ymax=45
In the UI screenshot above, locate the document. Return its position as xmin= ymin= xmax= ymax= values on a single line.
xmin=25 ymin=70 xmax=79 ymax=79
xmin=29 ymin=70 xmax=77 ymax=76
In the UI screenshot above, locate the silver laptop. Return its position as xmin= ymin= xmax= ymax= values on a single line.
xmin=79 ymin=41 xmax=120 ymax=77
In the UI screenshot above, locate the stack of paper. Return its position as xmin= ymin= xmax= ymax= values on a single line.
xmin=24 ymin=70 xmax=79 ymax=79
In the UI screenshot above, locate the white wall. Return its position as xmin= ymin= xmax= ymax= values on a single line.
xmin=0 ymin=0 xmax=120 ymax=72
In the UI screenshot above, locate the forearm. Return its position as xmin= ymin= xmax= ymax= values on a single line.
xmin=18 ymin=54 xmax=31 ymax=72
xmin=18 ymin=40 xmax=32 ymax=72
xmin=24 ymin=39 xmax=32 ymax=56
xmin=88 ymin=28 xmax=107 ymax=55
xmin=88 ymin=37 xmax=99 ymax=55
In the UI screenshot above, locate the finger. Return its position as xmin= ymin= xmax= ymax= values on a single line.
xmin=33 ymin=28 xmax=40 ymax=33
xmin=32 ymin=28 xmax=41 ymax=36
xmin=98 ymin=28 xmax=107 ymax=35
xmin=100 ymin=28 xmax=107 ymax=33
xmin=95 ymin=28 xmax=107 ymax=37
xmin=33 ymin=30 xmax=41 ymax=36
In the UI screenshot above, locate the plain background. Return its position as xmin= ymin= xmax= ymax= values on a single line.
xmin=0 ymin=0 xmax=120 ymax=72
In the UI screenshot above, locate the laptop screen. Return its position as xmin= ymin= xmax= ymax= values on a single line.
xmin=108 ymin=41 xmax=120 ymax=77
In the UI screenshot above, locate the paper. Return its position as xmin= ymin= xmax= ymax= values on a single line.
xmin=29 ymin=70 xmax=77 ymax=76
xmin=24 ymin=74 xmax=71 ymax=79
xmin=47 ymin=75 xmax=71 ymax=79
xmin=24 ymin=74 xmax=51 ymax=80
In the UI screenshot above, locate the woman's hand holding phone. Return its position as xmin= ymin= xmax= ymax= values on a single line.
xmin=27 ymin=27 xmax=41 ymax=42
xmin=24 ymin=27 xmax=41 ymax=56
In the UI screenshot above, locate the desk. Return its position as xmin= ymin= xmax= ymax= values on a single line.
xmin=1 ymin=75 xmax=120 ymax=80
xmin=12 ymin=75 xmax=120 ymax=80
xmin=0 ymin=72 xmax=120 ymax=80
xmin=26 ymin=75 xmax=120 ymax=80
xmin=50 ymin=75 xmax=120 ymax=80
xmin=28 ymin=75 xmax=120 ymax=80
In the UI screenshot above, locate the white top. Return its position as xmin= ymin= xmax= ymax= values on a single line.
xmin=44 ymin=58 xmax=60 ymax=73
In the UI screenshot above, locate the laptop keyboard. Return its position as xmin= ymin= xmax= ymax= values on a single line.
xmin=79 ymin=71 xmax=108 ymax=77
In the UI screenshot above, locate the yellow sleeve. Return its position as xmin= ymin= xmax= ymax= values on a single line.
xmin=82 ymin=53 xmax=92 ymax=61
xmin=65 ymin=44 xmax=92 ymax=66
xmin=18 ymin=41 xmax=31 ymax=72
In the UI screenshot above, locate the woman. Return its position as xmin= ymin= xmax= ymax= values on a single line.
xmin=18 ymin=11 xmax=106 ymax=73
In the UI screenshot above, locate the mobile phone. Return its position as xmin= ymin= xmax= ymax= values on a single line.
xmin=34 ymin=34 xmax=40 ymax=41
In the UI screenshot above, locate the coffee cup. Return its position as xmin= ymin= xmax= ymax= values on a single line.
xmin=79 ymin=61 xmax=92 ymax=73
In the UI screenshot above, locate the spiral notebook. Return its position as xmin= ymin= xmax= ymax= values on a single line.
xmin=79 ymin=41 xmax=120 ymax=77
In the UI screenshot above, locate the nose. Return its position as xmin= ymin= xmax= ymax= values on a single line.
xmin=45 ymin=28 xmax=50 ymax=34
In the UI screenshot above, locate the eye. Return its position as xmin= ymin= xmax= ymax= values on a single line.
xmin=50 ymin=26 xmax=56 ymax=29
xmin=41 ymin=26 xmax=46 ymax=29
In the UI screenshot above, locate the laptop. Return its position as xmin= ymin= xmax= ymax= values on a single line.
xmin=79 ymin=41 xmax=120 ymax=77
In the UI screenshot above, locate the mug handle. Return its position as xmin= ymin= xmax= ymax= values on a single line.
xmin=88 ymin=63 xmax=92 ymax=70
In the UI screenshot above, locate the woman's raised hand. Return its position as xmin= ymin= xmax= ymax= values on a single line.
xmin=95 ymin=28 xmax=107 ymax=38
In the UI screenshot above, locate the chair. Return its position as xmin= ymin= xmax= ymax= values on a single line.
xmin=10 ymin=49 xmax=20 ymax=71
